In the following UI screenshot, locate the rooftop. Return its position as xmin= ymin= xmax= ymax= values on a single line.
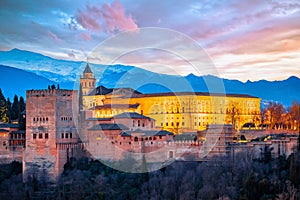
xmin=128 ymin=92 xmax=258 ymax=99
xmin=120 ymin=129 xmax=173 ymax=137
xmin=95 ymin=85 xmax=141 ymax=96
xmin=174 ymin=132 xmax=197 ymax=141
xmin=113 ymin=112 xmax=153 ymax=120
xmin=91 ymin=103 xmax=139 ymax=110
xmin=89 ymin=123 xmax=129 ymax=131
xmin=0 ymin=123 xmax=19 ymax=128
xmin=83 ymin=63 xmax=93 ymax=73
xmin=86 ymin=117 xmax=112 ymax=121
xmin=11 ymin=130 xmax=26 ymax=134
xmin=90 ymin=85 xmax=259 ymax=99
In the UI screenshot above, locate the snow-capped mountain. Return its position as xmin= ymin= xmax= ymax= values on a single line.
xmin=0 ymin=49 xmax=299 ymax=107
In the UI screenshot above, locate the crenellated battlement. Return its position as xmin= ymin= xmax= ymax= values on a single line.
xmin=26 ymin=88 xmax=77 ymax=97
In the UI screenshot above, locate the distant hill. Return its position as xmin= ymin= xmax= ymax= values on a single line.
xmin=0 ymin=65 xmax=56 ymax=99
xmin=0 ymin=49 xmax=299 ymax=107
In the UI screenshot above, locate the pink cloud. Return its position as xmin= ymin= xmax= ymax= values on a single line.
xmin=76 ymin=9 xmax=102 ymax=31
xmin=80 ymin=32 xmax=91 ymax=41
xmin=46 ymin=30 xmax=60 ymax=42
xmin=76 ymin=0 xmax=138 ymax=33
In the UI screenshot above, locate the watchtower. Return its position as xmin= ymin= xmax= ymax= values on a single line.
xmin=23 ymin=87 xmax=82 ymax=183
xmin=80 ymin=63 xmax=96 ymax=95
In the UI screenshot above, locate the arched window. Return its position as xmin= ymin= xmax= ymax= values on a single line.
xmin=33 ymin=117 xmax=35 ymax=122
xmin=134 ymin=136 xmax=138 ymax=142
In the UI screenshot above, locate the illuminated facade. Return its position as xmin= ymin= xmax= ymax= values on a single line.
xmin=81 ymin=64 xmax=261 ymax=133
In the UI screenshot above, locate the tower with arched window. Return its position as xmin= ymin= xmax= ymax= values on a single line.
xmin=80 ymin=63 xmax=96 ymax=95
xmin=23 ymin=87 xmax=83 ymax=183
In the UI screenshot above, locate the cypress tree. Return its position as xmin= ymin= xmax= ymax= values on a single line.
xmin=11 ymin=94 xmax=20 ymax=120
xmin=79 ymin=84 xmax=83 ymax=110
xmin=6 ymin=97 xmax=12 ymax=123
xmin=19 ymin=96 xmax=25 ymax=112
xmin=0 ymin=88 xmax=9 ymax=123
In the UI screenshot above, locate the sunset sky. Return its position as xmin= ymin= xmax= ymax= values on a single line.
xmin=0 ymin=0 xmax=299 ymax=82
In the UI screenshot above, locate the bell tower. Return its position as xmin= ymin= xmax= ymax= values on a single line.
xmin=80 ymin=63 xmax=96 ymax=95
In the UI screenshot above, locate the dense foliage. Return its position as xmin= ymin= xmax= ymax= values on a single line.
xmin=0 ymin=88 xmax=25 ymax=129
xmin=0 ymin=147 xmax=300 ymax=200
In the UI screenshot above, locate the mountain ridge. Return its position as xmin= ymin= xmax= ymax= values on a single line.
xmin=0 ymin=49 xmax=299 ymax=107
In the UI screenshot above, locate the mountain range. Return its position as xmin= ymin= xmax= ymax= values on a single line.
xmin=0 ymin=48 xmax=299 ymax=107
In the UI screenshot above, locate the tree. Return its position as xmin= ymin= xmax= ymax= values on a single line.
xmin=18 ymin=96 xmax=26 ymax=130
xmin=6 ymin=98 xmax=12 ymax=123
xmin=289 ymin=101 xmax=300 ymax=131
xmin=227 ymin=101 xmax=240 ymax=130
xmin=19 ymin=96 xmax=25 ymax=113
xmin=79 ymin=83 xmax=83 ymax=110
xmin=11 ymin=95 xmax=20 ymax=120
xmin=0 ymin=89 xmax=9 ymax=123
xmin=265 ymin=102 xmax=285 ymax=129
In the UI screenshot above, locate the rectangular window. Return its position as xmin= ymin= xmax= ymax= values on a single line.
xmin=65 ymin=133 xmax=68 ymax=139
xmin=33 ymin=134 xmax=36 ymax=139
xmin=39 ymin=133 xmax=43 ymax=139
xmin=70 ymin=133 xmax=72 ymax=138
xmin=45 ymin=133 xmax=49 ymax=139
xmin=61 ymin=133 xmax=64 ymax=139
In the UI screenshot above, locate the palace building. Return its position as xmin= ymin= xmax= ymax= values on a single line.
xmin=81 ymin=64 xmax=261 ymax=133
xmin=18 ymin=64 xmax=299 ymax=182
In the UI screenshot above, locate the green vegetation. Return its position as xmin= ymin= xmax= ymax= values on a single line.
xmin=0 ymin=88 xmax=25 ymax=128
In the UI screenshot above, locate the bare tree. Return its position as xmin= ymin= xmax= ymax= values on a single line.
xmin=289 ymin=101 xmax=300 ymax=131
xmin=265 ymin=102 xmax=285 ymax=129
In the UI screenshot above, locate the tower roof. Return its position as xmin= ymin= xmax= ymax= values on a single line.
xmin=83 ymin=63 xmax=93 ymax=73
